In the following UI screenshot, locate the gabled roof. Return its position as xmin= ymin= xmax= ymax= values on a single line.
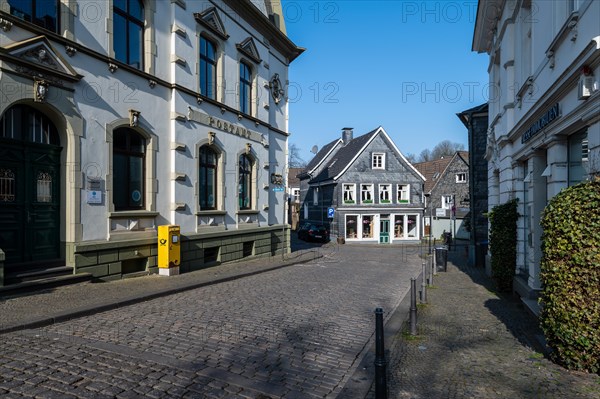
xmin=414 ymin=151 xmax=469 ymax=193
xmin=305 ymin=126 xmax=426 ymax=184
xmin=301 ymin=139 xmax=343 ymax=177
xmin=456 ymin=103 xmax=488 ymax=128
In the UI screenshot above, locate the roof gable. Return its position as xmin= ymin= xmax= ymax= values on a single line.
xmin=308 ymin=126 xmax=426 ymax=183
xmin=414 ymin=151 xmax=469 ymax=193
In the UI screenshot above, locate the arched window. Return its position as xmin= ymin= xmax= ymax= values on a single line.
xmin=113 ymin=0 xmax=145 ymax=70
xmin=113 ymin=128 xmax=145 ymax=210
xmin=200 ymin=36 xmax=217 ymax=100
xmin=238 ymin=154 xmax=252 ymax=210
xmin=0 ymin=104 xmax=59 ymax=145
xmin=199 ymin=145 xmax=217 ymax=210
xmin=239 ymin=61 xmax=252 ymax=114
xmin=8 ymin=0 xmax=59 ymax=32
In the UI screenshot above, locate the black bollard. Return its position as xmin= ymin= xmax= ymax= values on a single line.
xmin=374 ymin=308 xmax=387 ymax=399
xmin=410 ymin=278 xmax=417 ymax=336
xmin=421 ymin=262 xmax=427 ymax=304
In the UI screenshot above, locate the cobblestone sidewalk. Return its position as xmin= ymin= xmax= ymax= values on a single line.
xmin=371 ymin=248 xmax=600 ymax=399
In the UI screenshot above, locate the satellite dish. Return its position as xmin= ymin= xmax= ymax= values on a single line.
xmin=310 ymin=145 xmax=318 ymax=154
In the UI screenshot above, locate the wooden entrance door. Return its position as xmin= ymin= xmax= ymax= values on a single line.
xmin=0 ymin=105 xmax=62 ymax=268
xmin=379 ymin=219 xmax=390 ymax=244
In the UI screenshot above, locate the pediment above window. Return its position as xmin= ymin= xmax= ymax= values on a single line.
xmin=236 ymin=37 xmax=261 ymax=64
xmin=194 ymin=7 xmax=229 ymax=40
xmin=0 ymin=36 xmax=82 ymax=84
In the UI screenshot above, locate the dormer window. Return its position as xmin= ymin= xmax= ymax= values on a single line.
xmin=372 ymin=153 xmax=385 ymax=169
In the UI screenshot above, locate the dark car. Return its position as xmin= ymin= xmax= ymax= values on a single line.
xmin=297 ymin=223 xmax=329 ymax=242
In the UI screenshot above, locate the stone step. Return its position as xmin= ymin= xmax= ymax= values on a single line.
xmin=0 ymin=272 xmax=93 ymax=297
xmin=6 ymin=266 xmax=76 ymax=284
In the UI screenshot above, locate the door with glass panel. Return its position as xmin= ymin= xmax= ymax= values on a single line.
xmin=0 ymin=105 xmax=62 ymax=266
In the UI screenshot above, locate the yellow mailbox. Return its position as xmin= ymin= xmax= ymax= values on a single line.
xmin=158 ymin=225 xmax=180 ymax=276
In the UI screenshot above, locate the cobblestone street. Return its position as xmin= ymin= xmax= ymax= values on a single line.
xmin=373 ymin=248 xmax=600 ymax=399
xmin=0 ymin=243 xmax=422 ymax=398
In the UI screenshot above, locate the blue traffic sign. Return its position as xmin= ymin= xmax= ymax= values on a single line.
xmin=327 ymin=207 xmax=335 ymax=218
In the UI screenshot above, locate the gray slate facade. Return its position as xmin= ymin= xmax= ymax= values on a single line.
xmin=458 ymin=103 xmax=489 ymax=267
xmin=299 ymin=127 xmax=426 ymax=243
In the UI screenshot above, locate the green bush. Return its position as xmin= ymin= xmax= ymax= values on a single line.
xmin=540 ymin=180 xmax=600 ymax=374
xmin=488 ymin=199 xmax=518 ymax=291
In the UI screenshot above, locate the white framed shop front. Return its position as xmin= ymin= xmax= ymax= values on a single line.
xmin=344 ymin=213 xmax=421 ymax=242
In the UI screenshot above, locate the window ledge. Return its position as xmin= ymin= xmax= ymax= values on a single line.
xmin=237 ymin=209 xmax=259 ymax=215
xmin=196 ymin=210 xmax=227 ymax=216
xmin=108 ymin=211 xmax=159 ymax=218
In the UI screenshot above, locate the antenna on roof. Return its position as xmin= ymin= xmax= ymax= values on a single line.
xmin=310 ymin=145 xmax=318 ymax=154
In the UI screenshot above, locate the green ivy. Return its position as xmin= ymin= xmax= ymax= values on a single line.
xmin=540 ymin=180 xmax=600 ymax=374
xmin=488 ymin=199 xmax=518 ymax=292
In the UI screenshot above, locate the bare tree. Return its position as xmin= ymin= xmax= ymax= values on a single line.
xmin=404 ymin=152 xmax=417 ymax=163
xmin=418 ymin=148 xmax=432 ymax=162
xmin=289 ymin=143 xmax=307 ymax=168
xmin=431 ymin=140 xmax=465 ymax=159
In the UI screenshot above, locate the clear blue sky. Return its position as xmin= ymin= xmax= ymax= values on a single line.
xmin=282 ymin=0 xmax=489 ymax=162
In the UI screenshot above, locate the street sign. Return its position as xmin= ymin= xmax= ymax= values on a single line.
xmin=436 ymin=208 xmax=446 ymax=217
xmin=327 ymin=207 xmax=335 ymax=218
xmin=272 ymin=187 xmax=285 ymax=192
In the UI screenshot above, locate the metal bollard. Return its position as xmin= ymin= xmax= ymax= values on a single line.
xmin=374 ymin=308 xmax=388 ymax=399
xmin=421 ymin=262 xmax=427 ymax=304
xmin=410 ymin=278 xmax=417 ymax=336
xmin=432 ymin=253 xmax=437 ymax=276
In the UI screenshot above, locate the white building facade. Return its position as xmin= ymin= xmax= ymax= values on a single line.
xmin=473 ymin=0 xmax=600 ymax=303
xmin=0 ymin=0 xmax=302 ymax=283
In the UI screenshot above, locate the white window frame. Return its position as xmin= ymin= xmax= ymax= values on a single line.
xmin=361 ymin=184 xmax=374 ymax=204
xmin=455 ymin=173 xmax=467 ymax=183
xmin=379 ymin=184 xmax=391 ymax=203
xmin=292 ymin=188 xmax=300 ymax=202
xmin=342 ymin=183 xmax=356 ymax=204
xmin=397 ymin=184 xmax=410 ymax=203
xmin=442 ymin=195 xmax=453 ymax=209
xmin=345 ymin=214 xmax=359 ymax=239
xmin=313 ymin=187 xmax=318 ymax=205
xmin=372 ymin=153 xmax=385 ymax=169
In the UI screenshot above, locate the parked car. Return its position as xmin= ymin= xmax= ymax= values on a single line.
xmin=297 ymin=223 xmax=329 ymax=242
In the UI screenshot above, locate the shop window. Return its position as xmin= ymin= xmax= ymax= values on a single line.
xmin=113 ymin=128 xmax=146 ymax=210
xmin=407 ymin=215 xmax=418 ymax=238
xmin=113 ymin=0 xmax=145 ymax=70
xmin=362 ymin=215 xmax=374 ymax=238
xmin=397 ymin=184 xmax=410 ymax=203
xmin=200 ymin=36 xmax=217 ymax=100
xmin=379 ymin=184 xmax=391 ymax=203
xmin=361 ymin=184 xmax=373 ymax=204
xmin=343 ymin=183 xmax=355 ymax=204
xmin=345 ymin=215 xmax=358 ymax=239
xmin=394 ymin=215 xmax=404 ymax=239
xmin=568 ymin=130 xmax=588 ymax=186
xmin=372 ymin=153 xmax=385 ymax=169
xmin=8 ymin=0 xmax=59 ymax=32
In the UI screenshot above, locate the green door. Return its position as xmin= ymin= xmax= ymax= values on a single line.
xmin=379 ymin=219 xmax=390 ymax=244
xmin=0 ymin=105 xmax=62 ymax=269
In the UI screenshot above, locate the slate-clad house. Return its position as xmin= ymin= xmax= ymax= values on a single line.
xmin=298 ymin=127 xmax=426 ymax=243
xmin=414 ymin=152 xmax=470 ymax=241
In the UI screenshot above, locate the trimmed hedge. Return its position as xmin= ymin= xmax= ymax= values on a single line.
xmin=488 ymin=199 xmax=518 ymax=291
xmin=540 ymin=180 xmax=600 ymax=374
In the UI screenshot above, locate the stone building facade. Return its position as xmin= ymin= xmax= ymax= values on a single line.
xmin=0 ymin=0 xmax=302 ymax=285
xmin=473 ymin=0 xmax=600 ymax=308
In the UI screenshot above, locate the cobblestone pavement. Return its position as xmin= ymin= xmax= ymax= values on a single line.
xmin=0 ymin=243 xmax=422 ymax=398
xmin=369 ymin=247 xmax=600 ymax=399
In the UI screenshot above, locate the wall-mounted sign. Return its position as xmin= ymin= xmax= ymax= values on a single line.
xmin=521 ymin=103 xmax=560 ymax=143
xmin=87 ymin=190 xmax=102 ymax=204
xmin=436 ymin=208 xmax=446 ymax=217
